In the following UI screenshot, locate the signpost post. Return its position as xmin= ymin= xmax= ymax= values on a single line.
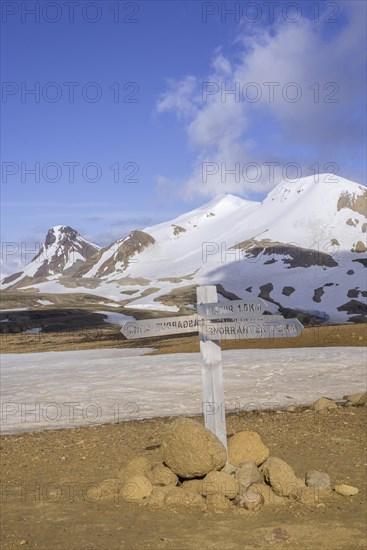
xmin=121 ymin=286 xmax=304 ymax=451
xmin=196 ymin=286 xmax=227 ymax=450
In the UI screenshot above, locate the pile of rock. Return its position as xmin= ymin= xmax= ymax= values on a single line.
xmin=89 ymin=416 xmax=360 ymax=512
xmin=343 ymin=392 xmax=367 ymax=406
xmin=285 ymin=392 xmax=367 ymax=413
xmin=312 ymin=392 xmax=366 ymax=411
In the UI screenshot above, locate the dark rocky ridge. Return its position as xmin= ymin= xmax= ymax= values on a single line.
xmin=74 ymin=230 xmax=155 ymax=279
xmin=232 ymin=240 xmax=338 ymax=269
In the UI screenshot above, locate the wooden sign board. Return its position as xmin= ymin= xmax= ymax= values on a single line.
xmin=202 ymin=318 xmax=303 ymax=340
xmin=197 ymin=298 xmax=266 ymax=319
xmin=121 ymin=316 xmax=198 ymax=339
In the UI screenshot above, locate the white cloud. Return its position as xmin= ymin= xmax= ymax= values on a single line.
xmin=188 ymin=98 xmax=245 ymax=149
xmin=155 ymin=3 xmax=366 ymax=199
xmin=156 ymin=75 xmax=199 ymax=119
xmin=211 ymin=53 xmax=232 ymax=75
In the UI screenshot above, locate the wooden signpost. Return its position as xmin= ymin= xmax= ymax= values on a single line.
xmin=121 ymin=286 xmax=304 ymax=451
xmin=197 ymin=286 xmax=227 ymax=449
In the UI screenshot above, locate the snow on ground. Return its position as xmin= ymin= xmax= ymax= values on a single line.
xmin=22 ymin=328 xmax=42 ymax=334
xmin=1 ymin=347 xmax=365 ymax=435
xmin=19 ymin=280 xmax=132 ymax=302
xmin=96 ymin=311 xmax=135 ymax=325
xmin=0 ymin=308 xmax=29 ymax=312
xmin=37 ymin=300 xmax=54 ymax=306
xmin=0 ymin=319 xmax=9 ymax=323
xmin=124 ymin=302 xmax=180 ymax=312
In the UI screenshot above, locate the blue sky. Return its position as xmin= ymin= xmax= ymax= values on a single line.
xmin=1 ymin=0 xmax=366 ymax=275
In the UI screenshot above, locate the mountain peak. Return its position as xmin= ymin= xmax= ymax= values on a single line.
xmin=48 ymin=224 xmax=76 ymax=233
xmin=266 ymin=174 xmax=365 ymax=204
xmin=1 ymin=225 xmax=101 ymax=288
xmin=45 ymin=225 xmax=80 ymax=247
xmin=35 ymin=224 xmax=100 ymax=266
xmin=201 ymin=192 xmax=256 ymax=210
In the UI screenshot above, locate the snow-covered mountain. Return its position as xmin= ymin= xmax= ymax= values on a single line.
xmin=1 ymin=226 xmax=100 ymax=288
xmin=1 ymin=175 xmax=366 ymax=323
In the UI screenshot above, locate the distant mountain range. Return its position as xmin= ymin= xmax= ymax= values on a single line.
xmin=1 ymin=174 xmax=366 ymax=323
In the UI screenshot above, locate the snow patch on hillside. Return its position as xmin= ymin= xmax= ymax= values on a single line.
xmin=97 ymin=311 xmax=135 ymax=325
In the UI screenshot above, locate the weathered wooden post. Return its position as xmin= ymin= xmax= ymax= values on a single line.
xmin=196 ymin=285 xmax=227 ymax=450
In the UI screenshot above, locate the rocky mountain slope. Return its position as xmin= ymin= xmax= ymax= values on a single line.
xmin=1 ymin=226 xmax=100 ymax=288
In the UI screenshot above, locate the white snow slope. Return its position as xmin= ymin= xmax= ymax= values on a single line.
xmin=82 ymin=175 xmax=366 ymax=281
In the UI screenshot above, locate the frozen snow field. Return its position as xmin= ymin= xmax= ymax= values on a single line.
xmin=1 ymin=346 xmax=366 ymax=435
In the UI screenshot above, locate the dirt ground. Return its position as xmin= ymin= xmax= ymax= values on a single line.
xmin=1 ymin=312 xmax=366 ymax=549
xmin=1 ymin=320 xmax=366 ymax=354
xmin=1 ymin=406 xmax=366 ymax=550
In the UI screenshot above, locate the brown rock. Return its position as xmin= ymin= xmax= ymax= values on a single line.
xmin=120 ymin=475 xmax=153 ymax=502
xmin=334 ymin=484 xmax=359 ymax=496
xmin=118 ymin=457 xmax=152 ymax=481
xmin=261 ymin=457 xmax=305 ymax=499
xmin=164 ymin=487 xmax=206 ymax=511
xmin=235 ymin=461 xmax=262 ymax=490
xmin=147 ymin=463 xmax=178 ymax=487
xmin=228 ymin=431 xmax=269 ymax=466
xmin=221 ymin=463 xmax=237 ymax=476
xmin=202 ymin=471 xmax=238 ymax=499
xmin=354 ymin=241 xmax=367 ymax=253
xmin=234 ymin=487 xmax=264 ymax=511
xmin=206 ymin=493 xmax=233 ymax=512
xmin=305 ymin=471 xmax=331 ymax=491
xmin=180 ymin=479 xmax=204 ymax=495
xmin=144 ymin=486 xmax=172 ymax=509
xmin=312 ymin=397 xmax=338 ymax=411
xmin=161 ymin=418 xmax=227 ymax=478
xmin=343 ymin=392 xmax=367 ymax=405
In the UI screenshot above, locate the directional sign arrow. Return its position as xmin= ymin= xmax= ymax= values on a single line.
xmin=121 ymin=315 xmax=198 ymax=339
xmin=204 ymin=314 xmax=287 ymax=324
xmin=197 ymin=298 xmax=267 ymax=319
xmin=120 ymin=314 xmax=299 ymax=339
xmin=201 ymin=318 xmax=304 ymax=341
